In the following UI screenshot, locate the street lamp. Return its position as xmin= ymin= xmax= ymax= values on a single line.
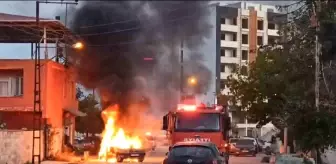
xmin=187 ymin=76 xmax=197 ymax=86
xmin=72 ymin=42 xmax=84 ymax=50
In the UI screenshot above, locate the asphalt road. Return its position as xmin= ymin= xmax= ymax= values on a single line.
xmin=84 ymin=146 xmax=265 ymax=164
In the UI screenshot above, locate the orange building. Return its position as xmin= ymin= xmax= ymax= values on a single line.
xmin=0 ymin=59 xmax=83 ymax=146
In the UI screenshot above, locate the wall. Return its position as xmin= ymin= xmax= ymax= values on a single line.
xmin=0 ymin=59 xmax=47 ymax=111
xmin=44 ymin=61 xmax=77 ymax=129
xmin=0 ymin=130 xmax=44 ymax=164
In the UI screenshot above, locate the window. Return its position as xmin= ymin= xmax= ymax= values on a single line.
xmin=220 ymin=18 xmax=226 ymax=24
xmin=221 ymin=64 xmax=225 ymax=72
xmin=257 ymin=36 xmax=263 ymax=45
xmin=0 ymin=81 xmax=9 ymax=96
xmin=268 ymin=23 xmax=276 ymax=29
xmin=232 ymin=18 xmax=237 ymax=25
xmin=220 ymin=80 xmax=227 ymax=89
xmin=242 ymin=34 xmax=248 ymax=44
xmin=220 ymin=48 xmax=225 ymax=57
xmin=0 ymin=76 xmax=23 ymax=97
xmin=241 ymin=66 xmax=248 ymax=75
xmin=175 ymin=113 xmax=220 ymax=132
xmin=242 ymin=50 xmax=248 ymax=60
xmin=13 ymin=76 xmax=23 ymax=96
xmin=232 ymin=49 xmax=237 ymax=57
xmin=221 ymin=33 xmax=225 ymax=40
xmin=232 ymin=33 xmax=237 ymax=41
xmin=257 ymin=20 xmax=263 ymax=30
xmin=242 ymin=18 xmax=248 ymax=29
xmin=170 ymin=146 xmax=214 ymax=158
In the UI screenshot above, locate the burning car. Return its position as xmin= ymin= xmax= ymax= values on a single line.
xmin=98 ymin=105 xmax=147 ymax=162
xmin=104 ymin=147 xmax=146 ymax=162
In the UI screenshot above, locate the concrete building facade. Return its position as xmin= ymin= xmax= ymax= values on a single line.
xmin=0 ymin=59 xmax=83 ymax=158
xmin=215 ymin=2 xmax=283 ymax=137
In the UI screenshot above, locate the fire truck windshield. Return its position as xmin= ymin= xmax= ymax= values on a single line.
xmin=175 ymin=113 xmax=220 ymax=132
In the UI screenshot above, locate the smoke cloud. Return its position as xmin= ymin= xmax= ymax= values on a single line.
xmin=68 ymin=1 xmax=213 ymax=120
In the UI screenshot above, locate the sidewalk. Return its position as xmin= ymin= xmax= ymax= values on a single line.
xmin=41 ymin=161 xmax=79 ymax=164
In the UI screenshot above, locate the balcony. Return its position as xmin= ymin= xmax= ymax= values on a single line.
xmin=221 ymin=40 xmax=238 ymax=48
xmin=221 ymin=56 xmax=239 ymax=64
xmin=220 ymin=72 xmax=238 ymax=79
xmin=221 ymin=24 xmax=238 ymax=32
xmin=267 ymin=29 xmax=279 ymax=36
xmin=220 ymin=72 xmax=231 ymax=79
xmin=236 ymin=123 xmax=257 ymax=128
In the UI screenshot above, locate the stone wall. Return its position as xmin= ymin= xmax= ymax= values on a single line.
xmin=0 ymin=130 xmax=44 ymax=164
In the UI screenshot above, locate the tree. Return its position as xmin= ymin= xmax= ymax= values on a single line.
xmin=76 ymin=86 xmax=84 ymax=100
xmin=226 ymin=2 xmax=336 ymax=163
xmin=76 ymin=94 xmax=104 ymax=137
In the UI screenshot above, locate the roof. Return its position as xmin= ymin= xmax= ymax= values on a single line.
xmin=172 ymin=141 xmax=215 ymax=148
xmin=0 ymin=12 xmax=79 ymax=43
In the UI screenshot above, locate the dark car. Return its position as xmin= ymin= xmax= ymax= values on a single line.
xmin=163 ymin=141 xmax=228 ymax=164
xmin=233 ymin=139 xmax=256 ymax=157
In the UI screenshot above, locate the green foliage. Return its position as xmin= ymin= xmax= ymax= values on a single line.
xmin=76 ymin=94 xmax=104 ymax=135
xmin=226 ymin=0 xmax=336 ymax=155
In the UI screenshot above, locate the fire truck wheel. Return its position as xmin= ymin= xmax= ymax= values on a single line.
xmin=116 ymin=155 xmax=123 ymax=162
xmin=138 ymin=157 xmax=144 ymax=162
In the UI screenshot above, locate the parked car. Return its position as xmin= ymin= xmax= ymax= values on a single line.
xmin=74 ymin=139 xmax=95 ymax=150
xmin=229 ymin=138 xmax=239 ymax=154
xmin=232 ymin=138 xmax=257 ymax=156
xmin=241 ymin=136 xmax=260 ymax=152
xmin=73 ymin=136 xmax=101 ymax=155
xmin=163 ymin=141 xmax=229 ymax=164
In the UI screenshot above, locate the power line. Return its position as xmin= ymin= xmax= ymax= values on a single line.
xmin=4 ymin=3 xmax=216 ymax=47
xmin=76 ymin=3 xmax=216 ymax=37
xmin=79 ymin=1 xmax=206 ymax=29
xmin=85 ymin=7 xmax=216 ymax=47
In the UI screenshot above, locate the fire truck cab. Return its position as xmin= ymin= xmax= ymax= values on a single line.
xmin=162 ymin=103 xmax=231 ymax=154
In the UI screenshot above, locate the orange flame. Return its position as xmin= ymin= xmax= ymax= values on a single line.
xmin=98 ymin=105 xmax=142 ymax=161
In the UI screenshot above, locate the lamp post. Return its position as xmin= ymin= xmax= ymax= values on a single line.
xmin=187 ymin=76 xmax=197 ymax=86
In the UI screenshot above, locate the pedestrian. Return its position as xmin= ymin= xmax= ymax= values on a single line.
xmin=269 ymin=135 xmax=279 ymax=164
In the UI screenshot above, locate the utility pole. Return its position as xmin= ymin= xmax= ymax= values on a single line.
xmin=313 ymin=1 xmax=321 ymax=112
xmin=180 ymin=39 xmax=184 ymax=101
xmin=32 ymin=1 xmax=78 ymax=163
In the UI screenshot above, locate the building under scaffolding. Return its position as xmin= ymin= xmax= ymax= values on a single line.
xmin=0 ymin=12 xmax=84 ymax=164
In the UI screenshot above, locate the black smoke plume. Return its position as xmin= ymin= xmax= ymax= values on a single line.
xmin=68 ymin=1 xmax=213 ymax=117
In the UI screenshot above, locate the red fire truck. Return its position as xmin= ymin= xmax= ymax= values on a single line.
xmin=162 ymin=102 xmax=231 ymax=162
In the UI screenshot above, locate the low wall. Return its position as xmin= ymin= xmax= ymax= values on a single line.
xmin=275 ymin=154 xmax=315 ymax=164
xmin=0 ymin=130 xmax=44 ymax=164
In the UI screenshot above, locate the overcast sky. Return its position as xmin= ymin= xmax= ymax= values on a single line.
xmin=0 ymin=1 xmax=295 ymax=104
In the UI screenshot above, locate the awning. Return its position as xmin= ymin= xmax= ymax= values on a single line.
xmin=63 ymin=108 xmax=87 ymax=117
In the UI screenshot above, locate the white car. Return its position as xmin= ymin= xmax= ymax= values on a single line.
xmin=145 ymin=133 xmax=157 ymax=151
